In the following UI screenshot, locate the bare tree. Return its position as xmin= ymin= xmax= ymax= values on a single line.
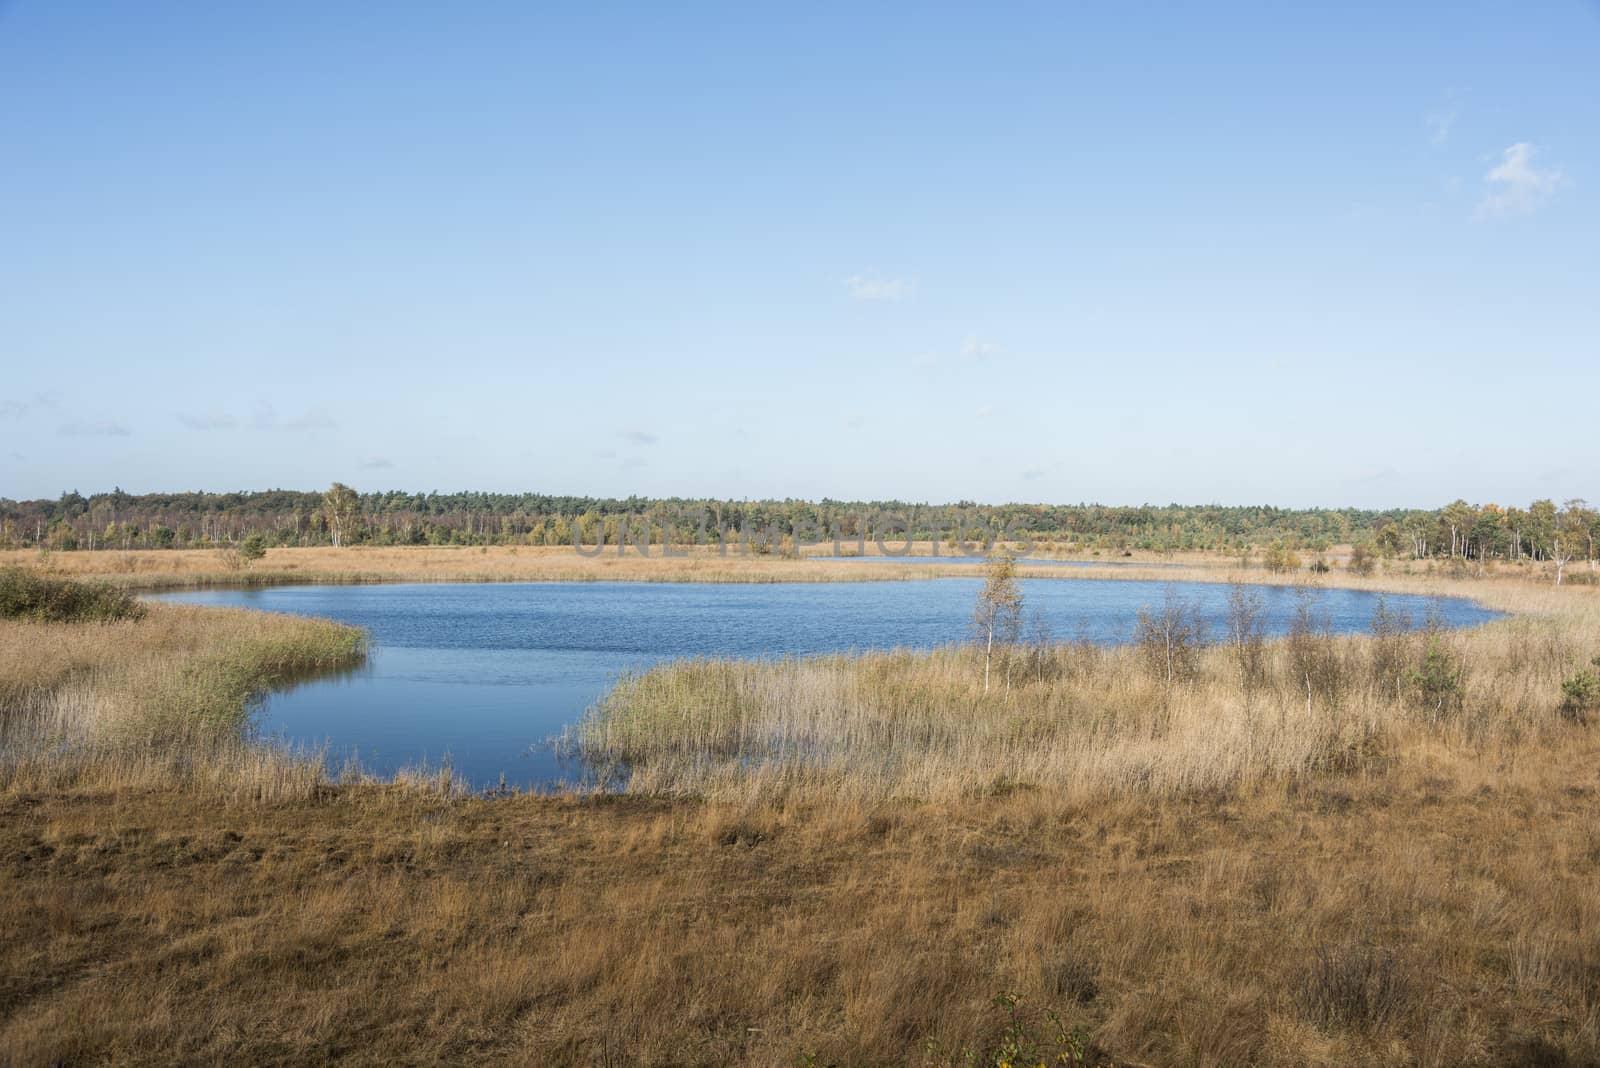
xmin=1224 ymin=582 xmax=1267 ymax=694
xmin=1134 ymin=585 xmax=1207 ymax=693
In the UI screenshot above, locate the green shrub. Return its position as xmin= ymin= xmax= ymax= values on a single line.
xmin=1409 ymin=639 xmax=1463 ymax=720
xmin=1263 ymin=543 xmax=1302 ymax=573
xmin=0 ymin=567 xmax=146 ymax=623
xmin=1560 ymin=660 xmax=1600 ymax=723
xmin=239 ymin=533 xmax=268 ymax=563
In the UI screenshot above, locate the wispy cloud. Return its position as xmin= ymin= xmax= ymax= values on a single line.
xmin=1 ymin=392 xmax=62 ymax=420
xmin=283 ymin=409 xmax=337 ymax=431
xmin=845 ymin=275 xmax=913 ymax=302
xmin=360 ymin=456 xmax=394 ymax=470
xmin=1426 ymin=108 xmax=1457 ymax=146
xmin=250 ymin=402 xmax=337 ymax=432
xmin=1427 ymin=110 xmax=1455 ymax=145
xmin=620 ymin=429 xmax=658 ymax=446
xmin=962 ymin=334 xmax=1000 ymax=360
xmin=1425 ymin=88 xmax=1465 ymax=146
xmin=974 ymin=403 xmax=994 ymax=418
xmin=176 ymin=410 xmax=237 ymax=431
xmin=1478 ymin=142 xmax=1565 ymax=216
xmin=58 ymin=419 xmax=131 ymax=438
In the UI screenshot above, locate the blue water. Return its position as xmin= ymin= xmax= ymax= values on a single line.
xmin=155 ymin=580 xmax=1498 ymax=789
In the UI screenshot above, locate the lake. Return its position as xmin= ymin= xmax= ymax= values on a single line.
xmin=156 ymin=579 xmax=1498 ymax=789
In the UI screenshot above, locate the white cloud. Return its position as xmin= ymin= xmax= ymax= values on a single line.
xmin=845 ymin=275 xmax=913 ymax=302
xmin=974 ymin=403 xmax=994 ymax=418
xmin=962 ymin=334 xmax=999 ymax=360
xmin=1478 ymin=142 xmax=1565 ymax=216
xmin=249 ymin=402 xmax=337 ymax=432
xmin=176 ymin=410 xmax=237 ymax=430
xmin=360 ymin=456 xmax=394 ymax=469
xmin=1 ymin=392 xmax=62 ymax=420
xmin=1426 ymin=109 xmax=1455 ymax=146
xmin=58 ymin=419 xmax=130 ymax=438
xmin=620 ymin=429 xmax=658 ymax=446
xmin=283 ymin=409 xmax=337 ymax=431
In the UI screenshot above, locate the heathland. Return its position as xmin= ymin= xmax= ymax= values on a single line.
xmin=0 ymin=541 xmax=1278 ymax=592
xmin=2 ymin=551 xmax=1599 ymax=1065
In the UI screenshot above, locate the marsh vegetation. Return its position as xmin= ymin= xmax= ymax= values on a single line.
xmin=572 ymin=573 xmax=1594 ymax=805
xmin=3 ymin=567 xmax=1600 ymax=1065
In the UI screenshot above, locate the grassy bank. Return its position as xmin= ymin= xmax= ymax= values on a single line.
xmin=0 ymin=588 xmax=366 ymax=800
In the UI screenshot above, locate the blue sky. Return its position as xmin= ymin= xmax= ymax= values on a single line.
xmin=2 ymin=2 xmax=1596 ymax=508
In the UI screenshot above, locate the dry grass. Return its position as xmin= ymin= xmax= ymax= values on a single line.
xmin=572 ymin=581 xmax=1596 ymax=804
xmin=0 ymin=544 xmax=973 ymax=589
xmin=3 ymin=542 xmax=1576 ymax=599
xmin=3 ymin=746 xmax=1600 ymax=1066
xmin=4 ymin=567 xmax=1600 ymax=1064
xmin=0 ymin=602 xmax=366 ymax=800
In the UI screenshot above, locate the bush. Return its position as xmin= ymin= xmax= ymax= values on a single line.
xmin=1262 ymin=543 xmax=1302 ymax=573
xmin=1347 ymin=544 xmax=1376 ymax=576
xmin=1560 ymin=660 xmax=1600 ymax=724
xmin=1409 ymin=639 xmax=1463 ymax=721
xmin=0 ymin=567 xmax=145 ymax=623
xmin=1134 ymin=586 xmax=1207 ymax=689
xmin=239 ymin=533 xmax=268 ymax=563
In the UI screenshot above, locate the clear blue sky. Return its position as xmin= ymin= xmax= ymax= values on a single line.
xmin=2 ymin=2 xmax=1596 ymax=508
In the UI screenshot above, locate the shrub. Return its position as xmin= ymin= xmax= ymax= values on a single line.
xmin=1287 ymin=588 xmax=1345 ymax=709
xmin=1560 ymin=660 xmax=1600 ymax=724
xmin=0 ymin=567 xmax=145 ymax=623
xmin=1262 ymin=543 xmax=1302 ymax=573
xmin=1134 ymin=586 xmax=1206 ymax=690
xmin=1410 ymin=639 xmax=1463 ymax=721
xmin=1347 ymin=544 xmax=1376 ymax=576
xmin=239 ymin=533 xmax=268 ymax=563
xmin=1368 ymin=595 xmax=1414 ymax=701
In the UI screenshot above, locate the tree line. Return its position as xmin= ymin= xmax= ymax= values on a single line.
xmin=1 ymin=486 xmax=1595 ymax=571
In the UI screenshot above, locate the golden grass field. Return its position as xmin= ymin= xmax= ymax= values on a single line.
xmin=2 ymin=554 xmax=1599 ymax=1065
xmin=0 ymin=542 xmax=1232 ymax=589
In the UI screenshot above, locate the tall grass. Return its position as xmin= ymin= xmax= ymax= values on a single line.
xmin=571 ymin=582 xmax=1600 ymax=803
xmin=0 ymin=597 xmax=366 ymax=800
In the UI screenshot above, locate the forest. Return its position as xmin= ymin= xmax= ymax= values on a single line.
xmin=2 ymin=487 xmax=1595 ymax=567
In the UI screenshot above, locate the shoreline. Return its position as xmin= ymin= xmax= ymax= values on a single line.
xmin=1 ymin=544 xmax=1563 ymax=614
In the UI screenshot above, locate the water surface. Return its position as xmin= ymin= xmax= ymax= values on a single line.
xmin=156 ymin=580 xmax=1497 ymax=788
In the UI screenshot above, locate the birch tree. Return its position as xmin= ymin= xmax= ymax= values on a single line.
xmin=323 ymin=483 xmax=360 ymax=548
xmin=973 ymin=554 xmax=1023 ymax=693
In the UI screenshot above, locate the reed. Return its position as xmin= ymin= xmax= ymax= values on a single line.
xmin=571 ymin=580 xmax=1599 ymax=803
xmin=0 ymin=599 xmax=366 ymax=800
